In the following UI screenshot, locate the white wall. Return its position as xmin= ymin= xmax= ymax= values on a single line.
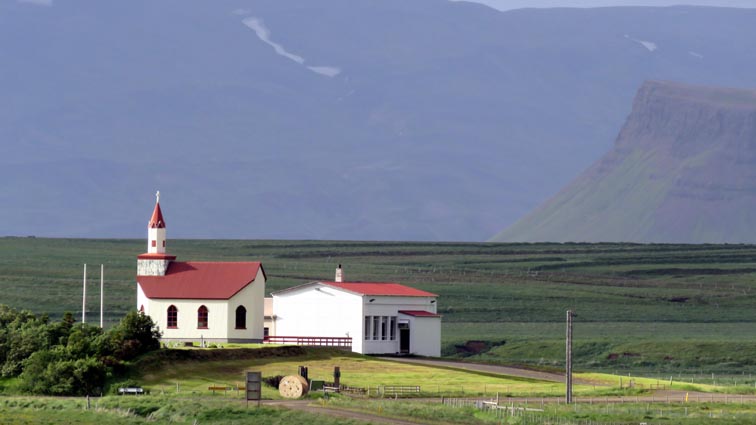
xmin=362 ymin=295 xmax=437 ymax=355
xmin=226 ymin=268 xmax=266 ymax=341
xmin=147 ymin=298 xmax=229 ymax=341
xmin=405 ymin=316 xmax=441 ymax=357
xmin=136 ymin=284 xmax=148 ymax=315
xmin=273 ymin=286 xmax=440 ymax=355
xmin=273 ymin=285 xmax=364 ymax=352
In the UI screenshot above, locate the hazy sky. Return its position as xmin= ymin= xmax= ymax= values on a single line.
xmin=460 ymin=0 xmax=756 ymax=10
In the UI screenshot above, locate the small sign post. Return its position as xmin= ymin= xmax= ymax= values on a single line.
xmin=246 ymin=372 xmax=262 ymax=407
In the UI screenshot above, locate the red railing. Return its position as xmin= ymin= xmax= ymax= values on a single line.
xmin=263 ymin=336 xmax=352 ymax=349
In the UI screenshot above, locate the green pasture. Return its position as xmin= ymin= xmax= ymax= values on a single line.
xmin=0 ymin=396 xmax=365 ymax=425
xmin=132 ymin=348 xmax=589 ymax=398
xmin=3 ymin=238 xmax=756 ymax=373
xmin=326 ymin=397 xmax=756 ymax=425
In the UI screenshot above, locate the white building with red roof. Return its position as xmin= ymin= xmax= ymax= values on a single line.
xmin=270 ymin=265 xmax=441 ymax=356
xmin=136 ymin=193 xmax=266 ymax=344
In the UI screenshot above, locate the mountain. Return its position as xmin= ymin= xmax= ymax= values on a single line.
xmin=3 ymin=1 xmax=756 ymax=240
xmin=468 ymin=0 xmax=756 ymax=10
xmin=491 ymin=80 xmax=756 ymax=243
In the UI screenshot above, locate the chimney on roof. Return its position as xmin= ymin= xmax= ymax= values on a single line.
xmin=335 ymin=264 xmax=343 ymax=283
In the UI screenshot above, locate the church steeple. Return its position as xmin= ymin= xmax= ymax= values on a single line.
xmin=147 ymin=191 xmax=167 ymax=254
xmin=149 ymin=191 xmax=166 ymax=229
xmin=138 ymin=191 xmax=175 ymax=277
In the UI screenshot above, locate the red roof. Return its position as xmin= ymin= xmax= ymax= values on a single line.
xmin=149 ymin=202 xmax=166 ymax=228
xmin=137 ymin=253 xmax=176 ymax=260
xmin=399 ymin=310 xmax=441 ymax=318
xmin=138 ymin=261 xmax=264 ymax=299
xmin=320 ymin=281 xmax=437 ymax=297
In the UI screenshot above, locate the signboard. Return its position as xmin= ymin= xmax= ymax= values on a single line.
xmin=246 ymin=371 xmax=262 ymax=406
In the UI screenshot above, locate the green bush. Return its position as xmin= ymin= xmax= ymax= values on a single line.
xmin=0 ymin=305 xmax=161 ymax=396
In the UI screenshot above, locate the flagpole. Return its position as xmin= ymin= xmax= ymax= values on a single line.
xmin=82 ymin=264 xmax=87 ymax=324
xmin=100 ymin=264 xmax=104 ymax=328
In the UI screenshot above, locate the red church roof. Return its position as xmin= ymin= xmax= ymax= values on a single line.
xmin=138 ymin=261 xmax=264 ymax=299
xmin=320 ymin=281 xmax=437 ymax=297
xmin=149 ymin=202 xmax=166 ymax=228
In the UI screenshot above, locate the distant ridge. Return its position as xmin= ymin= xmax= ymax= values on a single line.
xmin=492 ymin=80 xmax=756 ymax=243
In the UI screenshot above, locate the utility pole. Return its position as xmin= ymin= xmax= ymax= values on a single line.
xmin=566 ymin=310 xmax=574 ymax=404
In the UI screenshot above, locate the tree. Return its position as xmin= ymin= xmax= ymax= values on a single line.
xmin=107 ymin=311 xmax=161 ymax=361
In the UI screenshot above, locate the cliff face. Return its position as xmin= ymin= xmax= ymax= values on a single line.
xmin=492 ymin=81 xmax=756 ymax=243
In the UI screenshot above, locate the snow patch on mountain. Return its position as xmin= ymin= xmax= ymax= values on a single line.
xmin=17 ymin=0 xmax=53 ymax=6
xmin=242 ymin=16 xmax=341 ymax=77
xmin=308 ymin=66 xmax=341 ymax=77
xmin=624 ymin=34 xmax=658 ymax=52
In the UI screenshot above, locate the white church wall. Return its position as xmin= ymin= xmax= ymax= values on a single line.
xmin=136 ymin=284 xmax=149 ymax=315
xmin=273 ymin=285 xmax=364 ymax=352
xmin=148 ymin=298 xmax=230 ymax=342
xmin=226 ymin=269 xmax=266 ymax=342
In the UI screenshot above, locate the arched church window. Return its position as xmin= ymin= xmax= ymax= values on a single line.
xmin=198 ymin=305 xmax=209 ymax=329
xmin=235 ymin=306 xmax=246 ymax=329
xmin=139 ymin=305 xmax=144 ymax=313
xmin=167 ymin=305 xmax=178 ymax=328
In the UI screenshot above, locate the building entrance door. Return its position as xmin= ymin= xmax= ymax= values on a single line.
xmin=399 ymin=324 xmax=410 ymax=354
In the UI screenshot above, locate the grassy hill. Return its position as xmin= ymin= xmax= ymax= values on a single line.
xmin=3 ymin=237 xmax=756 ymax=374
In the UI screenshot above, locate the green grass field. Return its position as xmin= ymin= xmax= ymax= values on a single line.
xmin=127 ymin=346 xmax=601 ymax=398
xmin=0 ymin=396 xmax=369 ymax=425
xmin=3 ymin=238 xmax=756 ymax=374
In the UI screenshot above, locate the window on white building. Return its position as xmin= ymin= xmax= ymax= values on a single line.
xmin=381 ymin=316 xmax=388 ymax=340
xmin=167 ymin=305 xmax=178 ymax=328
xmin=235 ymin=306 xmax=246 ymax=329
xmin=390 ymin=316 xmax=397 ymax=340
xmin=372 ymin=316 xmax=380 ymax=340
xmin=364 ymin=316 xmax=371 ymax=340
xmin=197 ymin=305 xmax=208 ymax=329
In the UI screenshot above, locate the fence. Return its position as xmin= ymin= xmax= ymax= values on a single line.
xmin=441 ymin=395 xmax=756 ymax=424
xmin=263 ymin=336 xmax=352 ymax=349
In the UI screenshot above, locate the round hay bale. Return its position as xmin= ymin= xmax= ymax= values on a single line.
xmin=279 ymin=375 xmax=309 ymax=398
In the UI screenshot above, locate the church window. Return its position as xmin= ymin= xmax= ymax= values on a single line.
xmin=235 ymin=306 xmax=246 ymax=329
xmin=139 ymin=305 xmax=144 ymax=313
xmin=197 ymin=305 xmax=208 ymax=329
xmin=167 ymin=305 xmax=178 ymax=328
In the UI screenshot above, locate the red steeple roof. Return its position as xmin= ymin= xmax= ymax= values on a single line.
xmin=149 ymin=201 xmax=166 ymax=228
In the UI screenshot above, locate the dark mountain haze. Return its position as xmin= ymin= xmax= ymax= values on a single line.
xmin=4 ymin=0 xmax=756 ymax=240
xmin=493 ymin=81 xmax=756 ymax=243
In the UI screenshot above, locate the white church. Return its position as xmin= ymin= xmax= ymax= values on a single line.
xmin=136 ymin=193 xmax=267 ymax=343
xmin=135 ymin=194 xmax=441 ymax=356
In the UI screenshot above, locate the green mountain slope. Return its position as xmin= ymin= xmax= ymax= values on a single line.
xmin=492 ymin=80 xmax=756 ymax=243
